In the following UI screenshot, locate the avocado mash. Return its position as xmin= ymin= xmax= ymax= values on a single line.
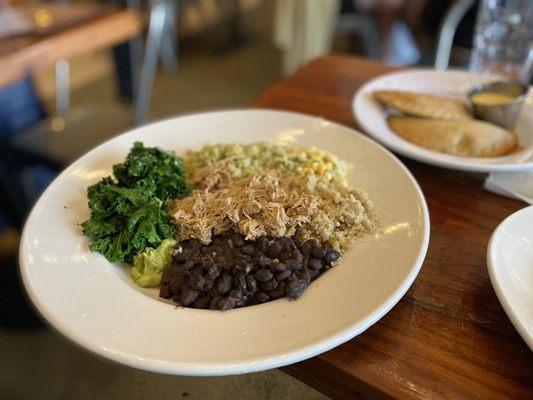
xmin=131 ymin=239 xmax=176 ymax=287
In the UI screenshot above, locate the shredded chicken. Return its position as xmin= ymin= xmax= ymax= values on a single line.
xmin=170 ymin=171 xmax=317 ymax=244
xmin=188 ymin=156 xmax=244 ymax=191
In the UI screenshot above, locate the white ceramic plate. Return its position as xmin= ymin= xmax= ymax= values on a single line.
xmin=353 ymin=69 xmax=533 ymax=172
xmin=20 ymin=110 xmax=430 ymax=375
xmin=487 ymin=206 xmax=533 ymax=350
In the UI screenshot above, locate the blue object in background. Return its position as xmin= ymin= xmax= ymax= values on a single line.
xmin=0 ymin=78 xmax=53 ymax=231
xmin=0 ymin=78 xmax=46 ymax=139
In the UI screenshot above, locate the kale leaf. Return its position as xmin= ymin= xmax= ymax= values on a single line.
xmin=81 ymin=142 xmax=188 ymax=263
xmin=113 ymin=141 xmax=190 ymax=200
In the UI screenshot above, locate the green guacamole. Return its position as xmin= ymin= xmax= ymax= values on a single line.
xmin=131 ymin=239 xmax=176 ymax=287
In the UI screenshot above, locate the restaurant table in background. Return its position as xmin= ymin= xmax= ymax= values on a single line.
xmin=253 ymin=55 xmax=533 ymax=400
xmin=0 ymin=5 xmax=140 ymax=87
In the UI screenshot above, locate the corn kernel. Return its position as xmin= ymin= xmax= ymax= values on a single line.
xmin=316 ymin=164 xmax=326 ymax=174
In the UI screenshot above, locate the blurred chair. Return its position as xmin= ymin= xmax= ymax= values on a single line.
xmin=435 ymin=0 xmax=476 ymax=70
xmin=0 ymin=5 xmax=141 ymax=228
xmin=336 ymin=9 xmax=380 ymax=60
xmin=274 ymin=0 xmax=340 ymax=75
xmin=134 ymin=0 xmax=179 ymax=125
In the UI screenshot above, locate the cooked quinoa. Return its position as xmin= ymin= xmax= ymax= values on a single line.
xmin=295 ymin=175 xmax=374 ymax=252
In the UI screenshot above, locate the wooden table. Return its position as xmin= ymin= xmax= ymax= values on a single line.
xmin=253 ymin=55 xmax=533 ymax=400
xmin=0 ymin=7 xmax=140 ymax=87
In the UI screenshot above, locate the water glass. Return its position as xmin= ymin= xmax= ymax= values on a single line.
xmin=470 ymin=0 xmax=533 ymax=81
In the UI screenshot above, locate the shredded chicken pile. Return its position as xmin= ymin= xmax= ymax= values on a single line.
xmin=188 ymin=157 xmax=245 ymax=192
xmin=170 ymin=171 xmax=317 ymax=244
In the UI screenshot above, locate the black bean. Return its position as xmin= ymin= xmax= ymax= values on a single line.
xmin=179 ymin=289 xmax=199 ymax=306
xmin=307 ymin=239 xmax=319 ymax=249
xmin=301 ymin=240 xmax=313 ymax=256
xmin=229 ymin=289 xmax=243 ymax=300
xmin=286 ymin=280 xmax=307 ymax=299
xmin=287 ymin=273 xmax=298 ymax=282
xmin=232 ymin=234 xmax=245 ymax=247
xmin=204 ymin=278 xmax=216 ymax=291
xmin=275 ymin=270 xmax=291 ymax=281
xmin=311 ymin=246 xmax=325 ymax=259
xmin=159 ymin=285 xmax=171 ymax=299
xmin=279 ymin=237 xmax=294 ymax=249
xmin=212 ymin=236 xmax=225 ymax=246
xmin=286 ymin=259 xmax=302 ymax=272
xmin=268 ymin=241 xmax=282 ymax=258
xmin=162 ymin=266 xmax=185 ymax=283
xmin=255 ymin=269 xmax=273 ymax=282
xmin=189 ymin=273 xmax=205 ymax=290
xmin=218 ymin=273 xmax=232 ymax=295
xmin=256 ymin=292 xmax=270 ymax=303
xmin=300 ymin=270 xmax=312 ymax=285
xmin=218 ymin=296 xmax=237 ymax=311
xmin=243 ymin=262 xmax=254 ymax=274
xmin=181 ymin=247 xmax=193 ymax=257
xmin=246 ymin=276 xmax=257 ymax=294
xmin=268 ymin=281 xmax=286 ymax=299
xmin=207 ymin=265 xmax=221 ymax=279
xmin=271 ymin=261 xmax=287 ymax=272
xmin=256 ymin=254 xmax=272 ymax=268
xmin=260 ymin=279 xmax=278 ymax=291
xmin=324 ymin=250 xmax=341 ymax=264
xmin=182 ymin=260 xmax=195 ymax=270
xmin=169 ymin=278 xmax=182 ymax=294
xmin=189 ymin=239 xmax=202 ymax=251
xmin=308 ymin=258 xmax=323 ymax=271
xmin=174 ymin=253 xmax=188 ymax=263
xmin=214 ymin=255 xmax=226 ymax=267
xmin=194 ymin=294 xmax=211 ymax=309
xmin=257 ymin=236 xmax=269 ymax=252
xmin=200 ymin=246 xmax=210 ymax=254
xmin=308 ymin=269 xmax=320 ymax=280
xmin=210 ymin=296 xmax=223 ymax=310
xmin=241 ymin=244 xmax=255 ymax=256
xmin=234 ymin=273 xmax=248 ymax=292
xmin=278 ymin=249 xmax=291 ymax=262
xmin=237 ymin=253 xmax=252 ymax=263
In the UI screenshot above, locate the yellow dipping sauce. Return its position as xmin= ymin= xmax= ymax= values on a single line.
xmin=471 ymin=91 xmax=516 ymax=106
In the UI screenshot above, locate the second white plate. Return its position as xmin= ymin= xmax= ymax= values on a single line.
xmin=353 ymin=69 xmax=533 ymax=172
xmin=488 ymin=206 xmax=533 ymax=350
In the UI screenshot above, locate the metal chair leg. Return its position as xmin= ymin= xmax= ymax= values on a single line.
xmin=134 ymin=1 xmax=167 ymax=126
xmin=55 ymin=59 xmax=70 ymax=116
xmin=127 ymin=0 xmax=143 ymax=101
xmin=159 ymin=0 xmax=179 ymax=72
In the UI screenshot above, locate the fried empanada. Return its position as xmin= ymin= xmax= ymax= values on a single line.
xmin=388 ymin=116 xmax=517 ymax=157
xmin=374 ymin=90 xmax=472 ymax=120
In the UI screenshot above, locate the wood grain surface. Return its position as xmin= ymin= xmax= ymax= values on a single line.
xmin=0 ymin=8 xmax=141 ymax=87
xmin=252 ymin=55 xmax=533 ymax=400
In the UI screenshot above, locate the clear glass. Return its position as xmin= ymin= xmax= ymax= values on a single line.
xmin=470 ymin=0 xmax=533 ymax=80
